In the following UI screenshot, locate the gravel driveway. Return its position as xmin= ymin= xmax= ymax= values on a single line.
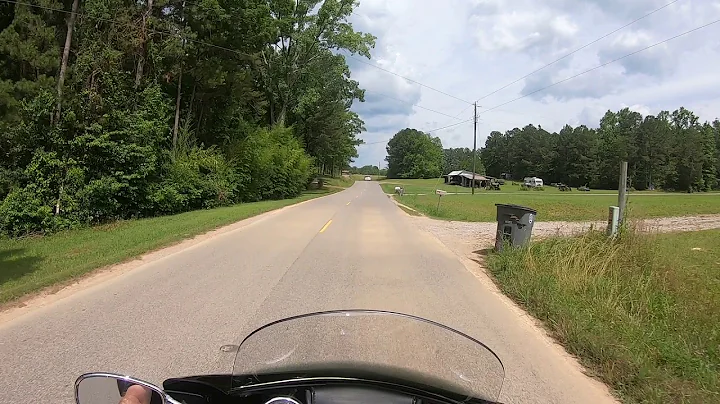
xmin=409 ymin=214 xmax=720 ymax=257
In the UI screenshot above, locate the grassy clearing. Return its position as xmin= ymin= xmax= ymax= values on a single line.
xmin=394 ymin=192 xmax=720 ymax=222
xmin=380 ymin=178 xmax=720 ymax=196
xmin=487 ymin=229 xmax=720 ymax=403
xmin=380 ymin=178 xmax=472 ymax=194
xmin=321 ymin=176 xmax=355 ymax=188
xmin=0 ymin=189 xmax=336 ymax=304
xmin=379 ymin=177 xmax=617 ymax=195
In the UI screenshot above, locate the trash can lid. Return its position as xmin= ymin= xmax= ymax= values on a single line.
xmin=495 ymin=203 xmax=537 ymax=214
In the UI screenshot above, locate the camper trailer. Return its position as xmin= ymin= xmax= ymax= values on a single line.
xmin=523 ymin=177 xmax=544 ymax=188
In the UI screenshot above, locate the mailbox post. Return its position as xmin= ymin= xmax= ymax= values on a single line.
xmin=435 ymin=189 xmax=447 ymax=213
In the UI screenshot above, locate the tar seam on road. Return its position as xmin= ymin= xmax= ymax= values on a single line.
xmin=319 ymin=219 xmax=333 ymax=233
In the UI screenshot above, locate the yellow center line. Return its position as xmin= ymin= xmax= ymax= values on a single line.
xmin=346 ymin=201 xmax=351 ymax=206
xmin=319 ymin=219 xmax=333 ymax=233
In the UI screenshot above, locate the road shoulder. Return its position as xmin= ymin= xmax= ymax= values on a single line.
xmin=406 ymin=214 xmax=620 ymax=403
xmin=0 ymin=190 xmax=340 ymax=325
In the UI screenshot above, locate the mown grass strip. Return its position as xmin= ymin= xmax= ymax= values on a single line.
xmin=487 ymin=229 xmax=720 ymax=403
xmin=0 ymin=189 xmax=335 ymax=304
xmin=395 ymin=193 xmax=720 ymax=222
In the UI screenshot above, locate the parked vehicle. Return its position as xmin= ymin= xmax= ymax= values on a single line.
xmin=578 ymin=186 xmax=590 ymax=192
xmin=486 ymin=179 xmax=502 ymax=191
xmin=523 ymin=177 xmax=543 ymax=188
xmin=557 ymin=183 xmax=572 ymax=191
xmin=364 ymin=176 xmax=372 ymax=181
xmin=74 ymin=310 xmax=505 ymax=404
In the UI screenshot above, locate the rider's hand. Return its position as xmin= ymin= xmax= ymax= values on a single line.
xmin=119 ymin=385 xmax=152 ymax=404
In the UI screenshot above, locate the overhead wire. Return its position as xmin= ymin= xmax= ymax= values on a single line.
xmin=359 ymin=119 xmax=474 ymax=146
xmin=3 ymin=0 xmax=478 ymax=151
xmin=477 ymin=17 xmax=720 ymax=116
xmin=456 ymin=0 xmax=683 ymax=117
xmin=345 ymin=54 xmax=473 ymax=105
xmin=5 ymin=0 xmax=474 ymax=121
xmin=0 ymin=0 xmax=255 ymax=58
xmin=364 ymin=91 xmax=462 ymax=120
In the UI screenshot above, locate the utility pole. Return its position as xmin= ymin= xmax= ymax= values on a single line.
xmin=471 ymin=102 xmax=478 ymax=195
xmin=618 ymin=161 xmax=628 ymax=222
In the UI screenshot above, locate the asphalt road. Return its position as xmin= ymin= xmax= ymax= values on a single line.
xmin=0 ymin=181 xmax=616 ymax=404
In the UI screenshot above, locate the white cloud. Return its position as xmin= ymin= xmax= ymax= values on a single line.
xmin=469 ymin=2 xmax=579 ymax=58
xmin=621 ymin=103 xmax=652 ymax=116
xmin=597 ymin=30 xmax=674 ymax=77
xmin=348 ymin=0 xmax=720 ymax=166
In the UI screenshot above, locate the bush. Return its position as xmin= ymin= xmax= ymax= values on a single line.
xmin=148 ymin=146 xmax=239 ymax=214
xmin=229 ymin=125 xmax=313 ymax=201
xmin=0 ymin=186 xmax=56 ymax=236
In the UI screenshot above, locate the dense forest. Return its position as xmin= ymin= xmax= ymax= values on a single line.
xmin=385 ymin=107 xmax=720 ymax=191
xmin=0 ymin=0 xmax=375 ymax=237
xmin=482 ymin=107 xmax=720 ymax=191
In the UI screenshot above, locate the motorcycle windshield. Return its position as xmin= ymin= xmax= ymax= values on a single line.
xmin=232 ymin=310 xmax=504 ymax=402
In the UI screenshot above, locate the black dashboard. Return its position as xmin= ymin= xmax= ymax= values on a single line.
xmin=163 ymin=375 xmax=495 ymax=404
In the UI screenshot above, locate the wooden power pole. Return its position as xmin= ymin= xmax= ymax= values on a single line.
xmin=471 ymin=102 xmax=477 ymax=195
xmin=618 ymin=161 xmax=628 ymax=222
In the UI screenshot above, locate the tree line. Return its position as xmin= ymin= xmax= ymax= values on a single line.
xmin=349 ymin=165 xmax=387 ymax=176
xmin=481 ymin=107 xmax=720 ymax=191
xmin=0 ymin=0 xmax=375 ymax=237
xmin=384 ymin=128 xmax=485 ymax=179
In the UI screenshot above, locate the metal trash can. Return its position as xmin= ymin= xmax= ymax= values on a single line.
xmin=494 ymin=204 xmax=537 ymax=251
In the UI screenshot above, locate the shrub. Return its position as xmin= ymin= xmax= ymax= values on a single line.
xmin=0 ymin=186 xmax=56 ymax=236
xmin=148 ymin=146 xmax=239 ymax=214
xmin=229 ymin=125 xmax=313 ymax=201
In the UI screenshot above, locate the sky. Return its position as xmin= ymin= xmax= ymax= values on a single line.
xmin=346 ymin=0 xmax=720 ymax=167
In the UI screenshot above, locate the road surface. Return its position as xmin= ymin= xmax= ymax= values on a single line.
xmin=0 ymin=181 xmax=616 ymax=403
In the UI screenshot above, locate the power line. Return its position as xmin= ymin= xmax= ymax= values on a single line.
xmin=478 ymin=17 xmax=720 ymax=116
xmin=8 ymin=0 xmax=473 ymax=114
xmin=427 ymin=118 xmax=474 ymax=133
xmin=365 ymin=91 xmax=462 ymax=120
xmin=348 ymin=10 xmax=473 ymax=105
xmin=1 ymin=0 xmax=254 ymax=58
xmin=359 ymin=119 xmax=473 ymax=146
xmin=345 ymin=54 xmax=473 ymax=105
xmin=461 ymin=0 xmax=682 ymax=114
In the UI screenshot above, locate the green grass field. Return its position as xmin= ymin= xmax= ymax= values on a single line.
xmin=380 ymin=178 xmax=473 ymax=194
xmin=488 ymin=229 xmax=720 ymax=403
xmin=384 ymin=179 xmax=720 ymax=221
xmin=321 ymin=176 xmax=355 ymax=188
xmin=0 ymin=189 xmax=336 ymax=304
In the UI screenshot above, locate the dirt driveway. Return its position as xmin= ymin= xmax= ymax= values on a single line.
xmin=410 ymin=214 xmax=720 ymax=258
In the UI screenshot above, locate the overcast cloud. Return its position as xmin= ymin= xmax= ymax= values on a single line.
xmin=346 ymin=0 xmax=720 ymax=167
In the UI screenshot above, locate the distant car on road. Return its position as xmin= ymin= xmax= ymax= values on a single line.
xmin=364 ymin=176 xmax=372 ymax=181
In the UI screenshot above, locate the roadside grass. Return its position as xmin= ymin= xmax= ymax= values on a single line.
xmin=380 ymin=178 xmax=720 ymax=196
xmin=394 ymin=193 xmax=720 ymax=221
xmin=379 ymin=178 xmax=616 ymax=195
xmin=322 ymin=176 xmax=355 ymax=188
xmin=487 ymin=229 xmax=720 ymax=403
xmin=379 ymin=178 xmax=472 ymax=194
xmin=0 ymin=189 xmax=336 ymax=304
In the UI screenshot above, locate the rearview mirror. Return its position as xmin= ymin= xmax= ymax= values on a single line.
xmin=75 ymin=373 xmax=166 ymax=404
